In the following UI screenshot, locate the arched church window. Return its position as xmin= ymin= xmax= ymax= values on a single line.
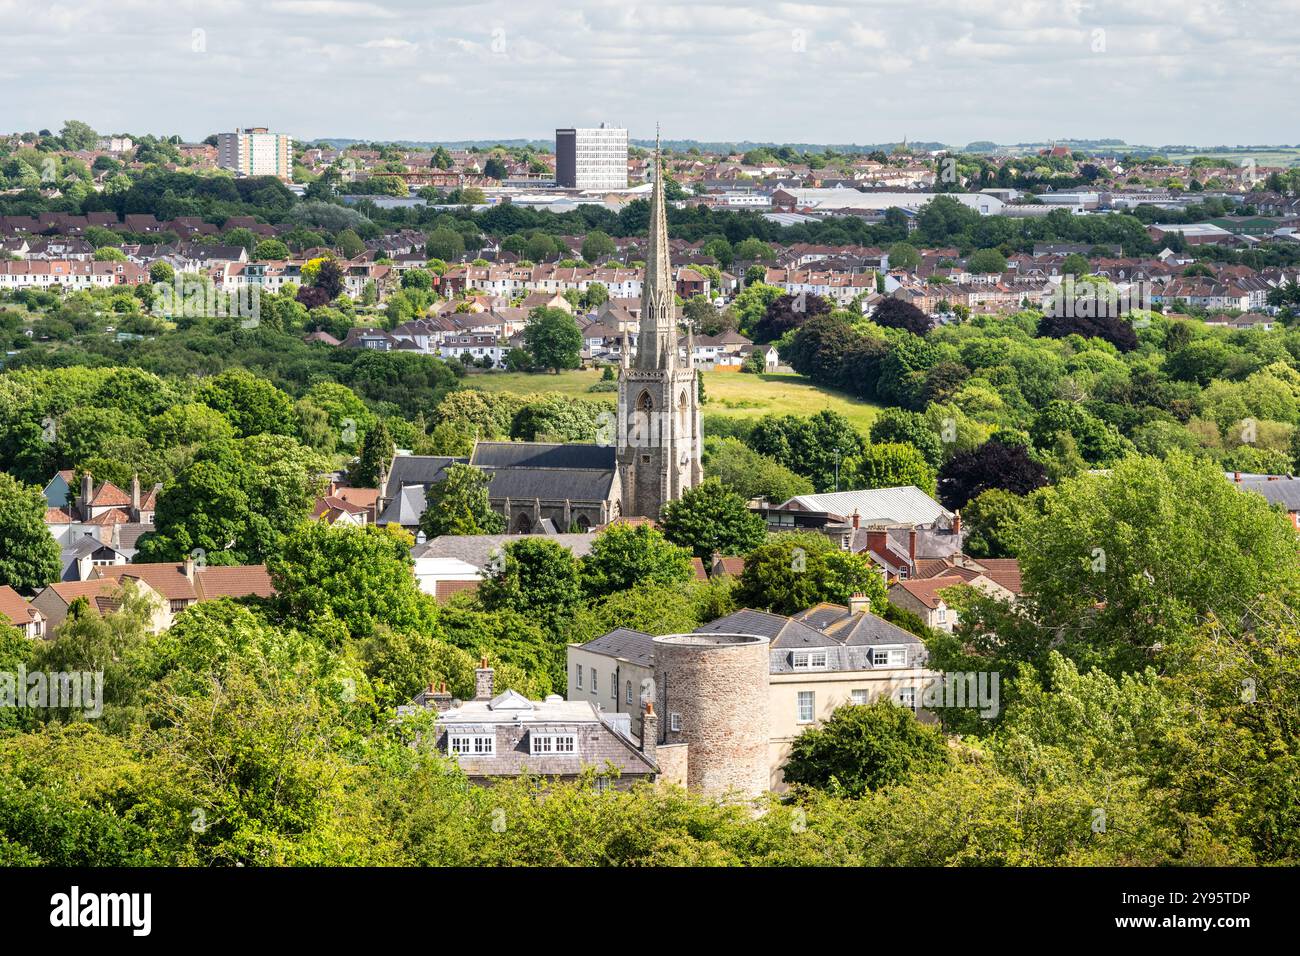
xmin=631 ymin=390 xmax=655 ymax=448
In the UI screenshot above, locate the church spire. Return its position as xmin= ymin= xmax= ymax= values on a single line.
xmin=637 ymin=126 xmax=675 ymax=371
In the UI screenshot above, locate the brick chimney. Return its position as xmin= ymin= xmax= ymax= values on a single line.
xmin=952 ymin=511 xmax=962 ymax=536
xmin=640 ymin=701 xmax=657 ymax=762
xmin=474 ymin=657 xmax=494 ymax=701
xmin=908 ymin=528 xmax=917 ymax=562
xmin=851 ymin=509 xmax=861 ymax=529
xmin=130 ymin=473 xmax=141 ymax=516
xmin=848 ymin=592 xmax=871 ymax=616
xmin=865 ymin=528 xmax=889 ymax=557
xmin=183 ymin=555 xmax=195 ymax=582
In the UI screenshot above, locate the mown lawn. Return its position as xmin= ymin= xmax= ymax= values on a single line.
xmin=463 ymin=368 xmax=882 ymax=433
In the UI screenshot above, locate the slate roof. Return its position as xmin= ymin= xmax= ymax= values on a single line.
xmin=582 ymin=602 xmax=927 ymax=675
xmin=579 ymin=627 xmax=656 ymax=666
xmin=793 ymin=603 xmax=926 ymax=647
xmin=470 ymin=442 xmax=616 ymax=471
xmin=377 ymin=485 xmax=429 ymax=526
xmin=695 ymin=609 xmax=835 ymax=649
xmin=414 ymin=534 xmax=598 ymax=568
xmin=484 ymin=466 xmax=616 ymax=501
xmin=433 ymin=695 xmax=657 ymax=778
xmin=386 ymin=455 xmax=465 ymax=490
xmin=1236 ymin=478 xmax=1300 ymax=511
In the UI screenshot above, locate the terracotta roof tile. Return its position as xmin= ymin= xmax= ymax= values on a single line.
xmin=892 ymin=574 xmax=967 ymax=609
xmin=0 ymin=585 xmax=38 ymax=626
xmin=195 ymin=565 xmax=274 ymax=600
xmin=434 ymin=579 xmax=479 ymax=601
xmin=90 ymin=481 xmax=131 ymax=507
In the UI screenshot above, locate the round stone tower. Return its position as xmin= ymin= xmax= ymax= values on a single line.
xmin=651 ymin=632 xmax=770 ymax=798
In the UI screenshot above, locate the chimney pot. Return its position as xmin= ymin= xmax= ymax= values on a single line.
xmin=849 ymin=592 xmax=870 ymax=616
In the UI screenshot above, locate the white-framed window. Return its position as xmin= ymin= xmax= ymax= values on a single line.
xmin=797 ymin=691 xmax=815 ymax=723
xmin=851 ymin=689 xmax=870 ymax=706
xmin=792 ymin=650 xmax=829 ymax=671
xmin=872 ymin=647 xmax=908 ymax=667
xmin=576 ymin=664 xmax=583 ymax=689
xmin=897 ymin=686 xmax=917 ymax=708
xmin=448 ymin=733 xmax=495 ymax=756
xmin=625 ymin=681 xmax=633 ymax=705
xmin=531 ymin=733 xmax=576 ymax=755
xmin=936 ymin=606 xmax=948 ymax=623
xmin=670 ymin=713 xmax=681 ymax=732
xmin=590 ymin=669 xmax=598 ymax=695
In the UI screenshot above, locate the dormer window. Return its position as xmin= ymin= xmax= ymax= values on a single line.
xmin=792 ymin=650 xmax=829 ymax=671
xmin=531 ymin=733 xmax=575 ymax=755
xmin=872 ymin=647 xmax=908 ymax=668
xmin=448 ymin=733 xmax=495 ymax=756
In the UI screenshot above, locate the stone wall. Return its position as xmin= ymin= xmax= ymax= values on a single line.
xmin=652 ymin=633 xmax=771 ymax=798
xmin=654 ymin=742 xmax=689 ymax=788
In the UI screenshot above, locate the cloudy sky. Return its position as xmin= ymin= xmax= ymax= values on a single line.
xmin=2 ymin=0 xmax=1296 ymax=147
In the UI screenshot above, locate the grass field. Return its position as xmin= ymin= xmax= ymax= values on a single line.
xmin=1164 ymin=148 xmax=1300 ymax=168
xmin=463 ymin=368 xmax=883 ymax=433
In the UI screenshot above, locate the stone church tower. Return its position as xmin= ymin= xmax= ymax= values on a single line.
xmin=616 ymin=132 xmax=702 ymax=519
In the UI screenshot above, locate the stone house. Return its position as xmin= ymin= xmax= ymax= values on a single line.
xmin=418 ymin=663 xmax=659 ymax=789
xmin=569 ymin=597 xmax=939 ymax=792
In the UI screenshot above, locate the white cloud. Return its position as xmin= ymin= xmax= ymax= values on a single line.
xmin=0 ymin=0 xmax=1294 ymax=145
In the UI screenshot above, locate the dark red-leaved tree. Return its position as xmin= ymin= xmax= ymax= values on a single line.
xmin=870 ymin=297 xmax=932 ymax=336
xmin=937 ymin=440 xmax=1049 ymax=511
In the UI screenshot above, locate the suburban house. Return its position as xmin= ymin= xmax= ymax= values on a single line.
xmin=0 ymin=585 xmax=46 ymax=639
xmin=43 ymin=471 xmax=160 ymax=579
xmin=31 ymin=577 xmax=169 ymax=632
xmin=311 ymin=482 xmax=379 ymax=527
xmin=888 ymin=576 xmax=964 ymax=632
xmin=414 ymin=662 xmax=659 ymax=789
xmin=91 ymin=558 xmax=274 ymax=626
